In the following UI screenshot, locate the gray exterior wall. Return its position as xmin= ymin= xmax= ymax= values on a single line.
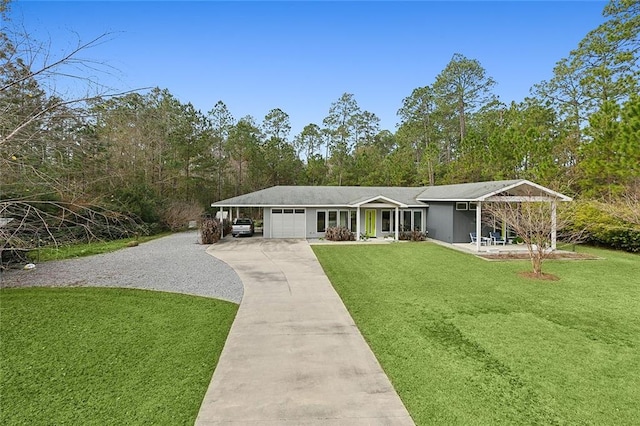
xmin=426 ymin=203 xmax=454 ymax=243
xmin=426 ymin=202 xmax=495 ymax=244
xmin=453 ymin=207 xmax=477 ymax=243
xmin=261 ymin=207 xmax=427 ymax=239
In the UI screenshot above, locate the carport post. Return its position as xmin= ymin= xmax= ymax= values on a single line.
xmin=394 ymin=206 xmax=399 ymax=240
xmin=476 ymin=201 xmax=482 ymax=252
xmin=356 ymin=208 xmax=361 ymax=241
xmin=551 ymin=200 xmax=557 ymax=251
xmin=219 ymin=207 xmax=224 ymax=240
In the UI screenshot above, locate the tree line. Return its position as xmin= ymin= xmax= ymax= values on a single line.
xmin=1 ymin=0 xmax=639 ymax=249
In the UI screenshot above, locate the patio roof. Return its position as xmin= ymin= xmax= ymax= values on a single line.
xmin=416 ymin=179 xmax=572 ymax=202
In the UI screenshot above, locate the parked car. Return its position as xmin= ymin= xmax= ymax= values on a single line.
xmin=231 ymin=218 xmax=254 ymax=237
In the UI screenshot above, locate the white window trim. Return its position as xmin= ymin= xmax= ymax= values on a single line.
xmin=317 ymin=209 xmax=355 ymax=232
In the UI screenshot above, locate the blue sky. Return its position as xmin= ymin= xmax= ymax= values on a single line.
xmin=10 ymin=1 xmax=607 ymax=135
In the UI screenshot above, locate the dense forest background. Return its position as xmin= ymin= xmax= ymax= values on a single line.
xmin=1 ymin=0 xmax=639 ymax=250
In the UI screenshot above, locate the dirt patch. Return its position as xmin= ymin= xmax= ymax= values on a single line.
xmin=478 ymin=252 xmax=598 ymax=260
xmin=518 ymin=271 xmax=560 ymax=281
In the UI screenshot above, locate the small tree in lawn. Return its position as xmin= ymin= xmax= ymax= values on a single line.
xmin=483 ymin=199 xmax=576 ymax=278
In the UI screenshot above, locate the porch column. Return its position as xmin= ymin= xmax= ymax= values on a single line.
xmin=476 ymin=201 xmax=482 ymax=252
xmin=236 ymin=207 xmax=239 ymax=219
xmin=356 ymin=207 xmax=361 ymax=241
xmin=394 ymin=206 xmax=399 ymax=240
xmin=219 ymin=207 xmax=224 ymax=240
xmin=551 ymin=200 xmax=557 ymax=251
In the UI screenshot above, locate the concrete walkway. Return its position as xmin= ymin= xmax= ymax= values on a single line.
xmin=196 ymin=238 xmax=414 ymax=425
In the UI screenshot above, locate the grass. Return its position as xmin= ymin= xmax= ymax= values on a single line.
xmin=29 ymin=233 xmax=169 ymax=262
xmin=312 ymin=243 xmax=640 ymax=425
xmin=0 ymin=287 xmax=237 ymax=425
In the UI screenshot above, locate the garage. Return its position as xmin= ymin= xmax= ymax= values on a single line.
xmin=271 ymin=208 xmax=306 ymax=238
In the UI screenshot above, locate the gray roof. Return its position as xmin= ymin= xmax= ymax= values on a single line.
xmin=211 ymin=180 xmax=571 ymax=207
xmin=416 ymin=180 xmax=522 ymax=201
xmin=212 ymin=186 xmax=428 ymax=207
xmin=416 ymin=179 xmax=572 ymax=201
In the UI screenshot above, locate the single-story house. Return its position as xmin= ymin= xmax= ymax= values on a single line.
xmin=211 ymin=179 xmax=572 ymax=250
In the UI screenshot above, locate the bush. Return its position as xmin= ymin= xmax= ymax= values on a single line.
xmin=565 ymin=200 xmax=640 ymax=253
xmin=399 ymin=230 xmax=428 ymax=241
xmin=161 ymin=201 xmax=204 ymax=232
xmin=200 ymin=218 xmax=222 ymax=244
xmin=324 ymin=226 xmax=355 ymax=241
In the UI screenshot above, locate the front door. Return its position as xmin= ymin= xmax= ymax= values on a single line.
xmin=365 ymin=209 xmax=376 ymax=237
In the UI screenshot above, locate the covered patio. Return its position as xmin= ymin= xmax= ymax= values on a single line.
xmin=460 ymin=181 xmax=573 ymax=253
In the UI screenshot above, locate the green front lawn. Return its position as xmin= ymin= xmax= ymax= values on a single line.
xmin=0 ymin=287 xmax=237 ymax=425
xmin=313 ymin=243 xmax=640 ymax=425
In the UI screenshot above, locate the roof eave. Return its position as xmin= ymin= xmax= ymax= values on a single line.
xmin=477 ymin=179 xmax=572 ymax=202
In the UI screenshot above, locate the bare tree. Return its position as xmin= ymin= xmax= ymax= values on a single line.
xmin=483 ymin=200 xmax=582 ymax=277
xmin=600 ymin=184 xmax=640 ymax=226
xmin=0 ymin=5 xmax=145 ymax=265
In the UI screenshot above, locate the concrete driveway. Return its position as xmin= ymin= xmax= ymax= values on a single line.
xmin=196 ymin=237 xmax=414 ymax=425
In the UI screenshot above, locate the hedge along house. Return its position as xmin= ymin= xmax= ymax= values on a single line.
xmin=211 ymin=179 xmax=572 ymax=251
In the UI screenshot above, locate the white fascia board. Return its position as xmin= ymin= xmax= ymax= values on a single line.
xmin=485 ymin=196 xmax=563 ymax=202
xmin=348 ymin=195 xmax=408 ymax=208
xmin=415 ymin=198 xmax=479 ymax=202
xmin=477 ymin=180 xmax=572 ymax=202
xmin=211 ymin=204 xmax=352 ymax=208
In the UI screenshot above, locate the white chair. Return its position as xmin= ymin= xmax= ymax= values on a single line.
xmin=490 ymin=231 xmax=506 ymax=246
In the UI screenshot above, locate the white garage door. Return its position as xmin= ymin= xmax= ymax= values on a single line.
xmin=271 ymin=208 xmax=306 ymax=238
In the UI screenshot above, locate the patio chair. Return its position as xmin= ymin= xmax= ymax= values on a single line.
xmin=490 ymin=231 xmax=506 ymax=246
xmin=470 ymin=232 xmax=488 ymax=246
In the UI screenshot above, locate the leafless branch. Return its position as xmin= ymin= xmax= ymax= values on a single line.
xmin=483 ymin=197 xmax=582 ymax=277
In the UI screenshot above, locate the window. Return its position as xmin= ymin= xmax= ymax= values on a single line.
xmin=339 ymin=211 xmax=349 ymax=228
xmin=316 ymin=211 xmax=326 ymax=232
xmin=469 ymin=202 xmax=477 ymax=210
xmin=400 ymin=209 xmax=424 ymax=231
xmin=413 ymin=210 xmax=422 ymax=231
xmin=328 ymin=210 xmax=338 ymax=228
xmin=318 ymin=209 xmax=353 ymax=232
xmin=284 ymin=209 xmax=294 ymax=214
xmin=456 ymin=202 xmax=468 ymax=211
xmin=402 ymin=211 xmax=412 ymax=231
xmin=382 ymin=210 xmax=396 ymax=232
xmin=272 ymin=209 xmax=282 ymax=214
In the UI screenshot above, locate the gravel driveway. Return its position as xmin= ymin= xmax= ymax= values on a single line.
xmin=0 ymin=231 xmax=243 ymax=303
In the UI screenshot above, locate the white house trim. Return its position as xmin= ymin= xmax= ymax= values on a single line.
xmin=348 ymin=195 xmax=408 ymax=208
xmin=478 ymin=179 xmax=573 ymax=202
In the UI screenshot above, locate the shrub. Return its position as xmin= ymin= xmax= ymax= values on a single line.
xmin=399 ymin=230 xmax=428 ymax=241
xmin=324 ymin=226 xmax=355 ymax=241
xmin=565 ymin=200 xmax=640 ymax=253
xmin=200 ymin=218 xmax=222 ymax=244
xmin=161 ymin=201 xmax=204 ymax=232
